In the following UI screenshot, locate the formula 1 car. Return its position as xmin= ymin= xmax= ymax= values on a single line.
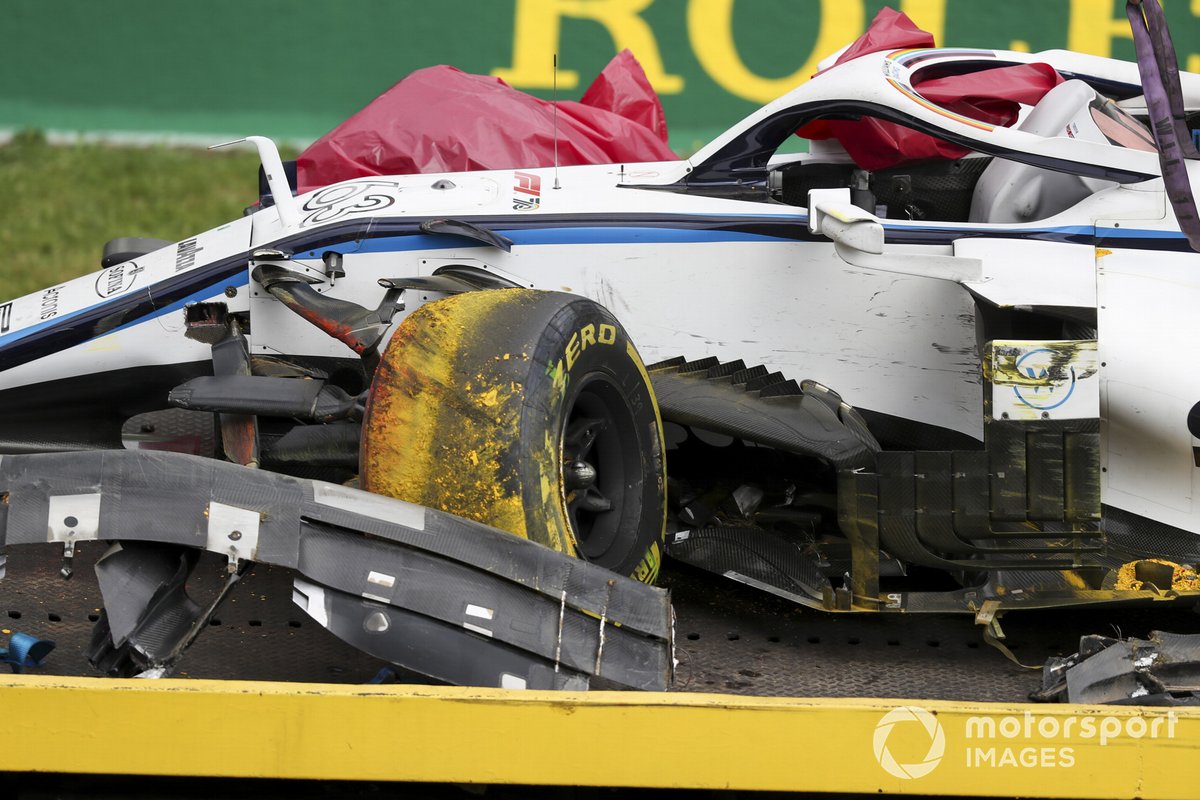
xmin=2 ymin=3 xmax=1200 ymax=687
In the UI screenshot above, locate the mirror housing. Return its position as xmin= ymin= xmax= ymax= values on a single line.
xmin=807 ymin=188 xmax=982 ymax=283
xmin=807 ymin=188 xmax=884 ymax=254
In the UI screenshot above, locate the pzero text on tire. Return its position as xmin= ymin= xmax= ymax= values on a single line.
xmin=361 ymin=289 xmax=666 ymax=583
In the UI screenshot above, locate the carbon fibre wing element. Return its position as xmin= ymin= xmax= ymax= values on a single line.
xmin=0 ymin=450 xmax=673 ymax=690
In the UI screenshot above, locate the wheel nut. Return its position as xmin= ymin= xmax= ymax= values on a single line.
xmin=565 ymin=460 xmax=597 ymax=490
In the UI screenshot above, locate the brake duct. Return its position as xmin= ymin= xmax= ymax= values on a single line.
xmin=0 ymin=450 xmax=673 ymax=690
xmin=249 ymin=251 xmax=519 ymax=376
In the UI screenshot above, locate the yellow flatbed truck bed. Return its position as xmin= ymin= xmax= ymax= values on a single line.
xmin=1 ymin=545 xmax=1197 ymax=797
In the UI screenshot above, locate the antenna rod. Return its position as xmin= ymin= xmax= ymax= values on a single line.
xmin=211 ymin=136 xmax=299 ymax=229
xmin=553 ymin=53 xmax=561 ymax=190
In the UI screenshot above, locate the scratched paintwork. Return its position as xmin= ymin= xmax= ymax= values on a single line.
xmin=987 ymin=339 xmax=1100 ymax=421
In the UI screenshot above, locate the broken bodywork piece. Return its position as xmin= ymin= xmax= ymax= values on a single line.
xmin=0 ymin=450 xmax=673 ymax=690
xmin=652 ymin=345 xmax=1198 ymax=614
xmin=1036 ymin=630 xmax=1200 ymax=705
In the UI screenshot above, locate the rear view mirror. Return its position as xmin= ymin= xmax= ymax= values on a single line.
xmin=807 ymin=188 xmax=884 ymax=254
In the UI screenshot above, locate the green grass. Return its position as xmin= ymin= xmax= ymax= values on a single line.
xmin=1 ymin=131 xmax=292 ymax=303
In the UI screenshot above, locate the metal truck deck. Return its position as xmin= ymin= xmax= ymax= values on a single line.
xmin=2 ymin=543 xmax=1199 ymax=797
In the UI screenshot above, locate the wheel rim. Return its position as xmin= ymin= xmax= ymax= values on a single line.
xmin=561 ymin=373 xmax=641 ymax=563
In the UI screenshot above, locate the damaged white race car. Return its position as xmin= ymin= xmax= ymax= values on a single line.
xmin=2 ymin=4 xmax=1200 ymax=689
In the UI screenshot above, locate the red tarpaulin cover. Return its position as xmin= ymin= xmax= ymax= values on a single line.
xmin=797 ymin=8 xmax=1063 ymax=170
xmin=297 ymin=49 xmax=676 ymax=193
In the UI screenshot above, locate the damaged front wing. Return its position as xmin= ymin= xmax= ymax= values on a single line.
xmin=0 ymin=450 xmax=673 ymax=691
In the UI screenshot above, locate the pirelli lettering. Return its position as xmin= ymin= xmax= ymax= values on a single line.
xmin=549 ymin=322 xmax=619 ymax=400
xmin=565 ymin=323 xmax=617 ymax=370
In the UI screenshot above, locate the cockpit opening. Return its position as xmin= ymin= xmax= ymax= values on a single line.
xmin=767 ymin=81 xmax=1157 ymax=226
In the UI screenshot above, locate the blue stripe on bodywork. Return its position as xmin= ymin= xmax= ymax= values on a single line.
xmin=0 ymin=214 xmax=1190 ymax=374
xmin=296 ymin=227 xmax=782 ymax=259
xmin=106 ymin=272 xmax=251 ymax=338
xmin=1096 ymin=226 xmax=1186 ymax=238
xmin=0 ymin=273 xmax=249 ymax=348
xmin=501 ymin=227 xmax=781 ymax=246
xmin=0 ymin=254 xmax=249 ymax=372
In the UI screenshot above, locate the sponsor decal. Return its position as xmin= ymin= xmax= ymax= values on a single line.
xmin=513 ymin=170 xmax=541 ymax=210
xmin=547 ymin=322 xmax=618 ymax=402
xmin=0 ymin=302 xmax=10 ymax=333
xmin=174 ymin=238 xmax=204 ymax=273
xmin=301 ymin=181 xmax=400 ymax=227
xmin=95 ymin=261 xmax=145 ymax=298
xmin=40 ymin=286 xmax=64 ymax=320
xmin=1012 ymin=347 xmax=1077 ymax=411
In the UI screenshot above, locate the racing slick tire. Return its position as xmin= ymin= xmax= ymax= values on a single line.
xmin=361 ymin=289 xmax=666 ymax=583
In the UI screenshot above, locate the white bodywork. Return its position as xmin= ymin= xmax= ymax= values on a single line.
xmin=3 ymin=44 xmax=1200 ymax=542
